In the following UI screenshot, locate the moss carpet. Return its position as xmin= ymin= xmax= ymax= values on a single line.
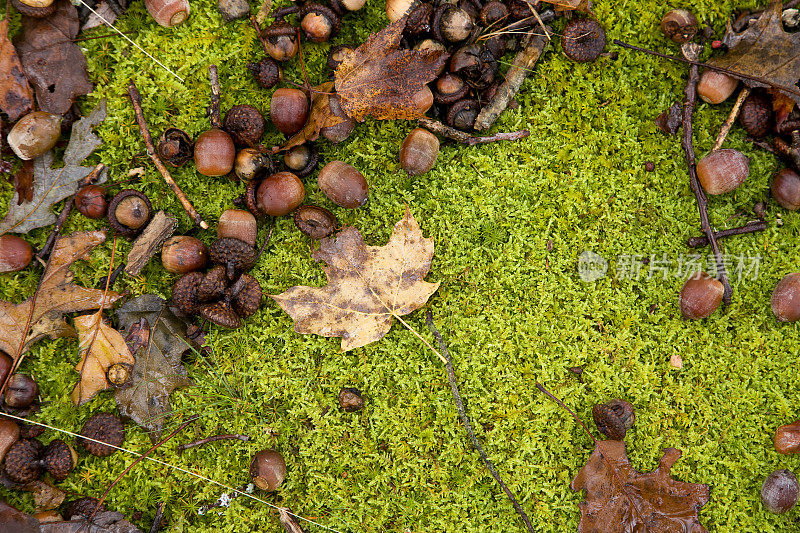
xmin=2 ymin=0 xmax=800 ymax=531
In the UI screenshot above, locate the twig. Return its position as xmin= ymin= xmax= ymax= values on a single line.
xmin=680 ymin=43 xmax=732 ymax=305
xmin=712 ymin=88 xmax=749 ymax=151
xmin=425 ymin=311 xmax=535 ymax=533
xmin=614 ymin=39 xmax=800 ymax=101
xmin=534 ymin=382 xmax=597 ymax=444
xmin=127 ymin=81 xmax=208 ymax=230
xmin=748 ymin=136 xmax=778 ymax=155
xmin=149 ymin=502 xmax=165 ymax=533
xmin=687 ymin=220 xmax=767 ymax=248
xmin=773 ymin=136 xmax=800 ymax=170
xmin=250 ymin=17 xmax=271 ymax=58
xmin=177 ymin=433 xmax=250 ymax=453
xmin=419 ymin=117 xmax=529 ymax=145
xmin=36 ymin=164 xmax=105 ymax=261
xmin=474 ymin=30 xmax=550 ymax=131
xmin=208 ymin=65 xmax=222 ymax=129
xmin=96 ymin=262 xmax=125 ymax=290
xmin=256 ymin=220 xmax=275 ymax=260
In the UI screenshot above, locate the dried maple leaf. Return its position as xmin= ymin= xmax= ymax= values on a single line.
xmin=282 ymin=82 xmax=344 ymax=151
xmin=71 ymin=311 xmax=136 ymax=406
xmin=0 ymin=230 xmax=121 ymax=361
xmin=272 ymin=208 xmax=440 ymax=351
xmin=709 ymin=0 xmax=800 ymax=106
xmin=334 ymin=16 xmax=447 ymax=121
xmin=0 ymin=99 xmax=107 ymax=235
xmin=0 ymin=18 xmax=33 ymax=123
xmin=14 ymin=0 xmax=92 ymax=115
xmin=115 ymin=294 xmax=193 ymax=442
xmin=571 ymin=440 xmax=710 ymax=532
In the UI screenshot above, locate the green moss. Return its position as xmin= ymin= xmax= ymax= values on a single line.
xmin=2 ymin=0 xmax=800 ymax=531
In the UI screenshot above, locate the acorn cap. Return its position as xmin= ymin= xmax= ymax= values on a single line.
xmin=201 ymin=301 xmax=242 ymax=329
xmin=210 ymin=238 xmax=257 ymax=279
xmin=592 ymin=399 xmax=635 ymax=440
xmin=231 ymin=274 xmax=262 ymax=318
xmin=11 ymin=0 xmax=56 ymax=17
xmin=63 ymin=497 xmax=105 ymax=520
xmin=562 ymin=18 xmax=606 ymax=63
xmin=172 ymin=271 xmax=204 ymax=316
xmin=198 ymin=265 xmax=228 ymax=303
xmin=3 ymin=438 xmax=44 ymax=483
xmin=338 ymin=387 xmax=364 ymax=412
xmin=107 ymin=363 xmax=133 ymax=388
xmin=43 ymin=439 xmax=77 ymax=481
xmin=79 ymin=413 xmax=124 ymax=457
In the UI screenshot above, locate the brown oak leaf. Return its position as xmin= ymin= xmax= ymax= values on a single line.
xmin=334 ymin=16 xmax=447 ymax=121
xmin=14 ymin=0 xmax=92 ymax=115
xmin=282 ymin=82 xmax=344 ymax=151
xmin=71 ymin=311 xmax=136 ymax=406
xmin=272 ymin=208 xmax=440 ymax=351
xmin=0 ymin=18 xmax=33 ymax=122
xmin=571 ymin=440 xmax=710 ymax=532
xmin=0 ymin=230 xmax=121 ymax=362
xmin=709 ymin=0 xmax=800 ymax=106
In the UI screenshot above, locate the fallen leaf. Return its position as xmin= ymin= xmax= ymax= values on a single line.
xmin=39 ymin=511 xmax=143 ymax=533
xmin=571 ymin=440 xmax=710 ymax=532
xmin=272 ymin=208 xmax=440 ymax=351
xmin=0 ymin=99 xmax=107 ymax=235
xmin=13 ymin=160 xmax=34 ymax=205
xmin=282 ymin=82 xmax=344 ymax=151
xmin=334 ymin=16 xmax=447 ymax=121
xmin=654 ymin=101 xmax=683 ymax=136
xmin=71 ymin=311 xmax=136 ymax=406
xmin=14 ymin=0 xmax=93 ymax=114
xmin=769 ymin=89 xmax=796 ymax=125
xmin=709 ymin=0 xmax=800 ymax=106
xmin=115 ymin=294 xmax=193 ymax=442
xmin=25 ymin=479 xmax=66 ymax=511
xmin=0 ymin=19 xmax=33 ymax=122
xmin=0 ymin=500 xmax=38 ymax=533
xmin=540 ymin=0 xmax=592 ymax=13
xmin=0 ymin=230 xmax=121 ymax=362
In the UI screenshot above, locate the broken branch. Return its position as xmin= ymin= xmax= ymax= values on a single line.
xmin=419 ymin=117 xmax=529 ymax=145
xmin=687 ymin=220 xmax=767 ymax=248
xmin=712 ymin=88 xmax=750 ymax=152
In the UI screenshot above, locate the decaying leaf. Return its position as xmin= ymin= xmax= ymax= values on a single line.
xmin=709 ymin=0 xmax=800 ymax=106
xmin=13 ymin=160 xmax=34 ymax=205
xmin=14 ymin=0 xmax=93 ymax=114
xmin=272 ymin=208 xmax=440 ymax=351
xmin=39 ymin=511 xmax=143 ymax=533
xmin=540 ymin=0 xmax=592 ymax=13
xmin=71 ymin=311 xmax=136 ymax=406
xmin=0 ymin=231 xmax=121 ymax=361
xmin=25 ymin=480 xmax=66 ymax=511
xmin=282 ymin=82 xmax=344 ymax=150
xmin=334 ymin=16 xmax=447 ymax=121
xmin=770 ymin=89 xmax=795 ymax=125
xmin=0 ymin=99 xmax=107 ymax=235
xmin=0 ymin=19 xmax=33 ymax=123
xmin=115 ymin=294 xmax=193 ymax=442
xmin=571 ymin=440 xmax=710 ymax=532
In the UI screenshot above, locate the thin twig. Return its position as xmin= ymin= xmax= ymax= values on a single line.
xmin=127 ymin=81 xmax=208 ymax=230
xmin=149 ymin=502 xmax=165 ymax=533
xmin=419 ymin=117 xmax=529 ymax=145
xmin=177 ymin=433 xmax=250 ymax=453
xmin=687 ymin=220 xmax=767 ymax=248
xmin=425 ymin=311 xmax=535 ymax=533
xmin=712 ymin=88 xmax=750 ymax=152
xmin=680 ymin=43 xmax=733 ymax=305
xmin=208 ymin=65 xmax=222 ymax=129
xmin=534 ymin=382 xmax=597 ymax=444
xmin=73 ymin=30 xmax=135 ymax=43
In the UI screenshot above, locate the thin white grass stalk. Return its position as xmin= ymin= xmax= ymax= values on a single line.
xmin=393 ymin=314 xmax=447 ymax=365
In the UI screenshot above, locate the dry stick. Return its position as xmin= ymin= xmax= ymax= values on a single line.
xmin=687 ymin=220 xmax=767 ymax=248
xmin=773 ymin=136 xmax=800 ymax=169
xmin=419 ymin=117 xmax=529 ymax=145
xmin=475 ymin=30 xmax=550 ymax=131
xmin=37 ymin=163 xmax=105 ymax=260
xmin=425 ymin=311 xmax=535 ymax=533
xmin=149 ymin=502 xmax=165 ymax=533
xmin=208 ymin=65 xmax=222 ymax=129
xmin=680 ymin=43 xmax=733 ymax=305
xmin=127 ymin=81 xmax=209 ymax=230
xmin=177 ymin=433 xmax=250 ymax=453
xmin=712 ymin=88 xmax=750 ymax=151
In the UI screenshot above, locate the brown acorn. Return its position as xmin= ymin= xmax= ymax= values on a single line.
xmin=223 ymin=105 xmax=266 ymax=147
xmin=201 ymin=301 xmax=241 ymax=329
xmin=249 ymin=449 xmax=286 ymax=491
xmin=0 ymin=418 xmax=20 ymax=465
xmin=172 ymin=271 xmax=204 ymax=315
xmin=294 ymin=205 xmax=338 ymax=239
xmin=3 ymin=438 xmax=44 ymax=483
xmin=231 ymin=274 xmax=262 ymax=317
xmin=79 ymin=412 xmax=124 ymax=457
xmin=562 ymin=18 xmax=606 ymax=63
xmin=775 ymin=421 xmax=800 ymax=455
xmin=108 ymin=190 xmax=153 ymax=237
xmin=107 ymin=363 xmax=133 ymax=388
xmin=43 ymin=439 xmax=77 ymax=481
xmin=156 ymin=128 xmax=194 ymax=167
xmin=74 ymin=185 xmax=108 ymax=220
xmin=210 ymin=238 xmax=257 ymax=279
xmin=299 ymin=3 xmax=340 ymax=43
xmin=739 ymin=91 xmax=773 ymax=138
xmin=261 ymin=20 xmax=300 ymax=61
xmin=592 ymin=399 xmax=635 ymax=440
xmin=247 ymin=59 xmax=282 ymax=89
xmin=162 ymin=236 xmax=209 ymax=274
xmin=338 ymin=387 xmax=364 ymax=412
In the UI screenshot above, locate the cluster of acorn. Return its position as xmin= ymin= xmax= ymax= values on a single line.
xmin=655 ymin=9 xmax=800 ymax=323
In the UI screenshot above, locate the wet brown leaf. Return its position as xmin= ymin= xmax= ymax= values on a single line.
xmin=0 ymin=19 xmax=33 ymax=122
xmin=334 ymin=16 xmax=447 ymax=121
xmin=282 ymin=82 xmax=344 ymax=151
xmin=13 ymin=160 xmax=34 ymax=205
xmin=710 ymin=0 xmax=800 ymax=106
xmin=571 ymin=440 xmax=710 ymax=532
xmin=14 ymin=0 xmax=92 ymax=114
xmin=272 ymin=208 xmax=439 ymax=351
xmin=0 ymin=230 xmax=121 ymax=361
xmin=71 ymin=311 xmax=136 ymax=406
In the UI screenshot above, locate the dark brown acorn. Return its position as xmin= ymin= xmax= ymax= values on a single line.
xmin=161 ymin=236 xmax=209 ymax=274
xmin=223 ymin=105 xmax=266 ymax=147
xmin=250 ymin=449 xmax=286 ymax=491
xmin=194 ymin=128 xmax=236 ymax=176
xmin=592 ymin=399 xmax=635 ymax=440
xmin=434 ymin=73 xmax=468 ymax=104
xmin=294 ymin=205 xmax=338 ymax=239
xmin=317 ymin=162 xmax=368 ymax=208
xmin=247 ymin=58 xmax=282 ymax=89
xmin=772 ymin=273 xmax=800 ymax=322
xmin=108 ymin=190 xmax=153 ymax=237
xmin=299 ymin=3 xmax=340 ymax=42
xmin=271 ymin=89 xmax=309 ymax=136
xmin=230 ymin=274 xmax=262 ymax=317
xmin=261 ymin=20 xmax=300 ymax=61
xmin=4 ymin=374 xmax=38 ymax=409
xmin=156 ymin=128 xmax=194 ymax=167
xmin=679 ymin=272 xmax=723 ymax=319
xmin=201 ymin=301 xmax=241 ymax=328
xmin=435 ymin=5 xmax=474 ymax=43
xmin=762 ymin=469 xmax=799 ymax=514
xmin=400 ymin=128 xmax=440 ymax=176
xmin=0 ymin=235 xmax=33 ymax=273
xmin=74 ymin=185 xmax=108 ymax=219
xmin=42 ymin=439 xmax=77 ymax=481
xmin=283 ymin=144 xmax=319 ymax=178
xmin=446 ymin=99 xmax=480 ymax=130
xmin=172 ymin=271 xmax=204 ymax=315
xmin=771 ymin=168 xmax=800 ymax=210
xmin=3 ymin=438 xmax=44 ymax=483
xmin=562 ymin=18 xmax=606 ymax=63
xmin=210 ymin=237 xmax=257 ymax=279
xmin=0 ymin=418 xmax=20 ymax=465
xmin=256 ymin=172 xmax=306 ymax=216
xmin=738 ymin=91 xmax=773 ymax=137
xmin=218 ymin=209 xmax=258 ymax=247
xmin=660 ymin=9 xmax=697 ymax=44
xmin=79 ymin=412 xmax=124 ymax=457
xmin=775 ymin=421 xmax=800 ymax=455
xmin=338 ymin=387 xmax=364 ymax=412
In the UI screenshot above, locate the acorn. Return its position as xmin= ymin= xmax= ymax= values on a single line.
xmin=74 ymin=185 xmax=108 ymax=220
xmin=194 ymin=128 xmax=236 ymax=177
xmin=218 ymin=209 xmax=258 ymax=247
xmin=338 ymin=387 xmax=364 ymax=412
xmin=79 ymin=412 xmax=124 ymax=457
xmin=0 ymin=235 xmax=33 ymax=273
xmin=772 ymin=273 xmax=800 ymax=322
xmin=561 ymin=18 xmax=606 ymax=63
xmin=108 ymin=190 xmax=153 ymax=237
xmin=771 ymin=168 xmax=800 ymax=211
xmin=400 ymin=128 xmax=440 ymax=176
xmin=3 ymin=438 xmax=44 ymax=483
xmin=283 ymin=144 xmax=319 ymax=178
xmin=271 ymin=89 xmax=309 ymax=136
xmin=434 ymin=73 xmax=468 ymax=104
xmin=172 ymin=271 xmax=204 ymax=315
xmin=299 ymin=3 xmax=340 ymax=43
xmin=738 ymin=91 xmax=773 ymax=138
xmin=161 ymin=236 xmax=209 ymax=274
xmin=250 ymin=449 xmax=286 ymax=491
xmin=696 ymin=149 xmax=749 ymax=195
xmin=330 ymin=0 xmax=365 ymax=13
xmin=256 ymin=172 xmax=306 ymax=216
xmin=63 ymin=498 xmax=105 ymax=520
xmin=327 ymin=44 xmax=354 ymax=71
xmin=42 ymin=439 xmax=77 ymax=481
xmin=446 ymin=99 xmax=480 ymax=131
xmin=0 ymin=418 xmax=20 ymax=465
xmin=107 ymin=363 xmax=133 ymax=388
xmin=413 ymin=86 xmax=435 ymax=115
xmin=223 ymin=105 xmax=266 ymax=147
xmin=435 ymin=6 xmax=474 ymax=43
xmin=235 ymin=148 xmax=273 ymax=182
xmin=762 ymin=469 xmax=799 ymax=514
xmin=10 ymin=0 xmax=56 ymax=18
xmin=144 ymin=0 xmax=190 ymax=27
xmin=201 ymin=301 xmax=241 ymax=329
xmin=261 ymin=21 xmax=300 ymax=61
xmin=660 ymin=9 xmax=697 ymax=44
xmin=0 ymin=352 xmax=11 ymax=386
xmin=198 ymin=266 xmax=227 ymax=303
xmin=405 ymin=2 xmax=434 ymax=35
xmin=247 ymin=59 xmax=283 ymax=89
xmin=210 ymin=238 xmax=257 ymax=279
xmin=317 ymin=161 xmax=368 ymax=208
xmin=321 ymin=95 xmax=356 ymax=144
xmin=7 ymin=111 xmax=61 ymax=160
xmin=294 ymin=205 xmax=338 ymax=239
xmin=775 ymin=421 xmax=800 ymax=455
xmin=230 ymin=274 xmax=262 ymax=317
xmin=592 ymin=399 xmax=635 ymax=440
xmin=4 ymin=374 xmax=38 ymax=409
xmin=480 ymin=1 xmax=508 ymax=26
xmin=679 ymin=272 xmax=723 ymax=319
xmin=386 ymin=0 xmax=414 ymax=22
xmin=697 ymin=70 xmax=739 ymax=104
xmin=156 ymin=128 xmax=194 ymax=167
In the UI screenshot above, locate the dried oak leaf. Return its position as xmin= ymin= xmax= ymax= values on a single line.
xmin=115 ymin=294 xmax=193 ymax=443
xmin=334 ymin=15 xmax=447 ymax=121
xmin=39 ymin=511 xmax=143 ymax=533
xmin=282 ymin=82 xmax=344 ymax=151
xmin=0 ymin=18 xmax=33 ymax=122
xmin=272 ymin=208 xmax=440 ymax=351
xmin=0 ymin=230 xmax=121 ymax=361
xmin=0 ymin=99 xmax=107 ymax=235
xmin=571 ymin=440 xmax=710 ymax=532
xmin=14 ymin=0 xmax=92 ymax=115
xmin=709 ymin=0 xmax=800 ymax=106
xmin=71 ymin=311 xmax=136 ymax=406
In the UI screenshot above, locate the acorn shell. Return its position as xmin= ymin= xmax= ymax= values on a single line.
xmin=79 ymin=413 xmax=124 ymax=457
xmin=3 ymin=438 xmax=44 ymax=483
xmin=696 ymin=149 xmax=749 ymax=195
xmin=172 ymin=271 xmax=204 ymax=315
